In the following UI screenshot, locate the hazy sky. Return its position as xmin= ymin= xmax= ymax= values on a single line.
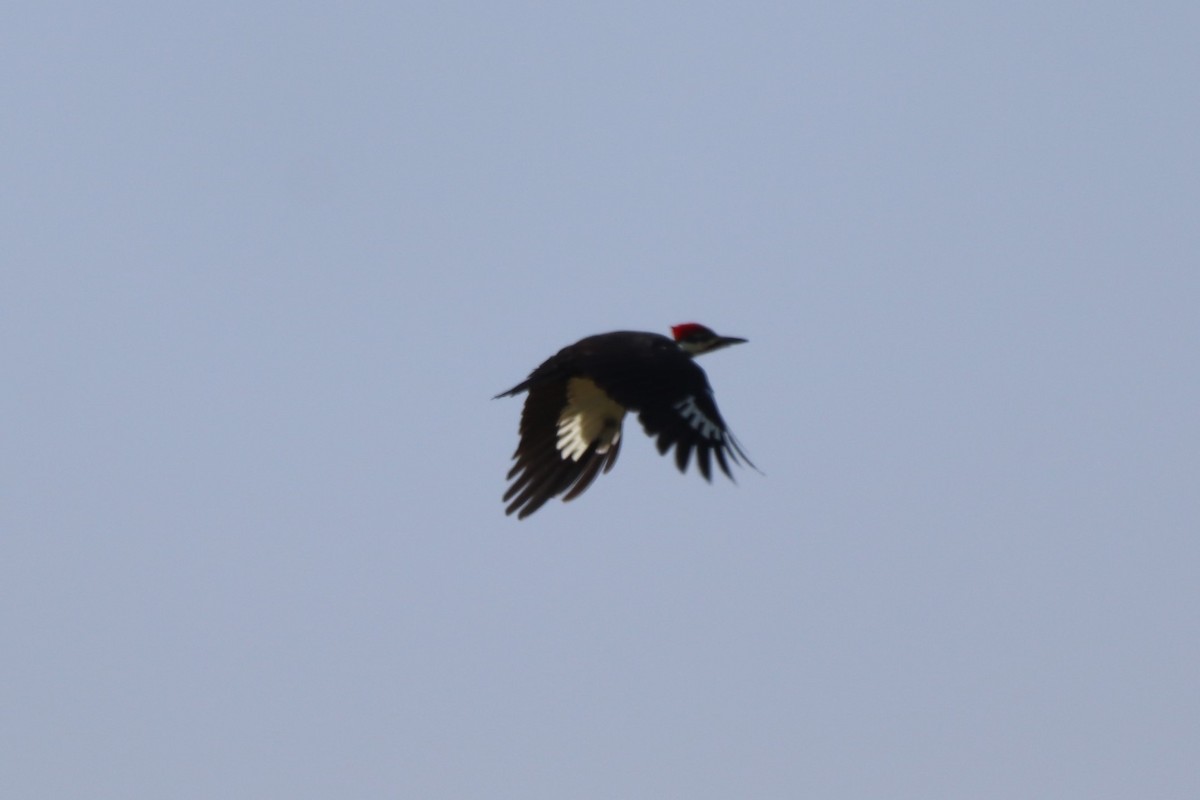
xmin=4 ymin=3 xmax=1198 ymax=797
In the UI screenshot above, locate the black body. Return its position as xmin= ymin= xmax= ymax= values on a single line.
xmin=496 ymin=330 xmax=752 ymax=519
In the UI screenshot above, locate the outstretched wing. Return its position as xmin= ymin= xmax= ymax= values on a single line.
xmin=498 ymin=376 xmax=625 ymax=519
xmin=634 ymin=382 xmax=753 ymax=481
xmin=597 ymin=349 xmax=754 ymax=482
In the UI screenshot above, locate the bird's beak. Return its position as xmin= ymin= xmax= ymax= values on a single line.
xmin=716 ymin=336 xmax=748 ymax=348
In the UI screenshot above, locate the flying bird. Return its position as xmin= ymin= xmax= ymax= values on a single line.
xmin=495 ymin=323 xmax=755 ymax=518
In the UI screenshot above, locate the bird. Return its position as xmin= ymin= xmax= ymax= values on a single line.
xmin=495 ymin=323 xmax=755 ymax=518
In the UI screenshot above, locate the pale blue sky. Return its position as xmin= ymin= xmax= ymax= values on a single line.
xmin=3 ymin=3 xmax=1198 ymax=797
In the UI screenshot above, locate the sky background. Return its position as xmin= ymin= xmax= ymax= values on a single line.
xmin=3 ymin=2 xmax=1198 ymax=797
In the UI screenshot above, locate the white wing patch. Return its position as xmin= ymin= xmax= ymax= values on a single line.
xmin=673 ymin=394 xmax=722 ymax=441
xmin=556 ymin=377 xmax=626 ymax=461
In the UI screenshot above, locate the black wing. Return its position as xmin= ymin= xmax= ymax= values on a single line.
xmin=635 ymin=383 xmax=753 ymax=481
xmin=496 ymin=374 xmax=622 ymax=520
xmin=596 ymin=342 xmax=754 ymax=482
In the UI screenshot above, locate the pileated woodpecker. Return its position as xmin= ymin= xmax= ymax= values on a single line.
xmin=496 ymin=323 xmax=755 ymax=519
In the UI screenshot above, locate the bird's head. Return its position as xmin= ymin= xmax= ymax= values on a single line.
xmin=670 ymin=323 xmax=748 ymax=356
